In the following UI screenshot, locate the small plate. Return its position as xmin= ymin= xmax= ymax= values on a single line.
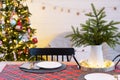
xmin=84 ymin=73 xmax=115 ymax=80
xmin=36 ymin=61 xmax=62 ymax=69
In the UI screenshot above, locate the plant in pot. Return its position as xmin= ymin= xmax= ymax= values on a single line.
xmin=66 ymin=4 xmax=120 ymax=68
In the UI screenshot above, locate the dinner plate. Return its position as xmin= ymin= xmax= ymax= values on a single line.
xmin=84 ymin=73 xmax=115 ymax=80
xmin=36 ymin=61 xmax=62 ymax=69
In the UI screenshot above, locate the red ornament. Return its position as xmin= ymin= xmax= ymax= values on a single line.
xmin=32 ymin=37 xmax=38 ymax=44
xmin=17 ymin=19 xmax=22 ymax=25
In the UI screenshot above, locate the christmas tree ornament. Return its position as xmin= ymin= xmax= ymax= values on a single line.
xmin=10 ymin=18 xmax=16 ymax=26
xmin=0 ymin=0 xmax=37 ymax=61
xmin=12 ymin=14 xmax=18 ymax=20
xmin=26 ymin=17 xmax=30 ymax=23
xmin=32 ymin=36 xmax=38 ymax=44
xmin=15 ymin=25 xmax=22 ymax=30
xmin=17 ymin=19 xmax=22 ymax=25
xmin=15 ymin=19 xmax=22 ymax=30
xmin=22 ymin=33 xmax=29 ymax=42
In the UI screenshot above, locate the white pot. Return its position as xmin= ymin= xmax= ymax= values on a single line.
xmin=88 ymin=45 xmax=104 ymax=67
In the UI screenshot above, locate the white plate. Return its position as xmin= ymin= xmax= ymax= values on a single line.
xmin=84 ymin=73 xmax=115 ymax=80
xmin=36 ymin=61 xmax=62 ymax=69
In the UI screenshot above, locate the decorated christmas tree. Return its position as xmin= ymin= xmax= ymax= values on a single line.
xmin=0 ymin=0 xmax=38 ymax=61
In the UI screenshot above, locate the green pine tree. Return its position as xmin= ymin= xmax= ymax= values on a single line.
xmin=0 ymin=0 xmax=38 ymax=61
xmin=66 ymin=3 xmax=120 ymax=48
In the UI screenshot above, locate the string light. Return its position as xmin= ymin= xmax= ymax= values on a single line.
xmin=42 ymin=6 xmax=46 ymax=10
xmin=39 ymin=1 xmax=119 ymax=16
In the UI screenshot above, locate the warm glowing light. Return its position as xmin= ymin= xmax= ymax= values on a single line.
xmin=80 ymin=60 xmax=114 ymax=68
xmin=3 ymin=38 xmax=7 ymax=41
xmin=10 ymin=46 xmax=13 ymax=49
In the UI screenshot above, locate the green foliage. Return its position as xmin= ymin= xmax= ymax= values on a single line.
xmin=66 ymin=3 xmax=120 ymax=48
xmin=0 ymin=0 xmax=37 ymax=61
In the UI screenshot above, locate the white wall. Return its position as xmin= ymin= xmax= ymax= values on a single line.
xmin=26 ymin=0 xmax=120 ymax=47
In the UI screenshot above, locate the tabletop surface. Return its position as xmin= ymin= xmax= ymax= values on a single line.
xmin=0 ymin=61 xmax=120 ymax=80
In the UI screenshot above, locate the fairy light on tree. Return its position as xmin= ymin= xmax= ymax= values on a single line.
xmin=0 ymin=0 xmax=38 ymax=61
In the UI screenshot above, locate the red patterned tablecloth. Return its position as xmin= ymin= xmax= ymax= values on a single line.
xmin=0 ymin=64 xmax=119 ymax=80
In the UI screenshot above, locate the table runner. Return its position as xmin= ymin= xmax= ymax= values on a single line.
xmin=0 ymin=65 xmax=119 ymax=80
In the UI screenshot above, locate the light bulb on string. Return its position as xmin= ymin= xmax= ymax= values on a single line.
xmin=67 ymin=9 xmax=70 ymax=13
xmin=42 ymin=6 xmax=46 ymax=10
xmin=113 ymin=7 xmax=117 ymax=10
xmin=76 ymin=12 xmax=80 ymax=16
xmin=53 ymin=6 xmax=56 ymax=10
xmin=61 ymin=8 xmax=63 ymax=12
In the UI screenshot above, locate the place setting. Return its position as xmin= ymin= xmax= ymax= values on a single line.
xmin=84 ymin=73 xmax=120 ymax=80
xmin=19 ymin=61 xmax=66 ymax=73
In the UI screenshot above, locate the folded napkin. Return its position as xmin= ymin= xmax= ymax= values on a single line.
xmin=0 ymin=62 xmax=7 ymax=72
xmin=19 ymin=62 xmax=39 ymax=69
